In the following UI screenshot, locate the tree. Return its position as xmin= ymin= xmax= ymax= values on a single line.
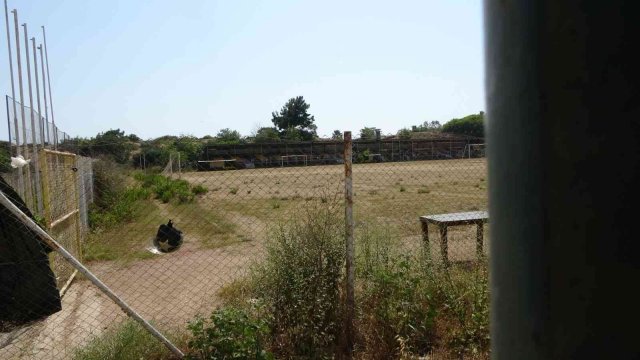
xmin=331 ymin=130 xmax=343 ymax=141
xmin=89 ymin=129 xmax=134 ymax=164
xmin=411 ymin=120 xmax=442 ymax=132
xmin=137 ymin=144 xmax=170 ymax=168
xmin=442 ymin=112 xmax=485 ymax=138
xmin=271 ymin=96 xmax=317 ymax=141
xmin=397 ymin=128 xmax=412 ymax=139
xmin=359 ymin=127 xmax=377 ymax=140
xmin=253 ymin=127 xmax=281 ymax=143
xmin=283 ymin=126 xmax=303 ymax=142
xmin=172 ymin=135 xmax=203 ymax=168
xmin=216 ymin=128 xmax=242 ymax=144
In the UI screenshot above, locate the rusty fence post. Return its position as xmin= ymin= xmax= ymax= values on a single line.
xmin=343 ymin=131 xmax=355 ymax=354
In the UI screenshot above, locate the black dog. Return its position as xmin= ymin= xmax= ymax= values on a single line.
xmin=153 ymin=220 xmax=183 ymax=253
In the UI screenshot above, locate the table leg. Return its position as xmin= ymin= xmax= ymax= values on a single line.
xmin=421 ymin=220 xmax=430 ymax=256
xmin=476 ymin=222 xmax=484 ymax=259
xmin=440 ymin=224 xmax=449 ymax=267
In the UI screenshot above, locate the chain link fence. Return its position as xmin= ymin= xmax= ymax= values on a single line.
xmin=1 ymin=132 xmax=489 ymax=359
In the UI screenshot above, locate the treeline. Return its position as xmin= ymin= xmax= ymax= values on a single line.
xmin=359 ymin=111 xmax=485 ymax=140
xmin=51 ymin=95 xmax=484 ymax=169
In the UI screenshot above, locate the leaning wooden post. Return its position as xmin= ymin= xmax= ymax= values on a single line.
xmin=343 ymin=131 xmax=355 ymax=354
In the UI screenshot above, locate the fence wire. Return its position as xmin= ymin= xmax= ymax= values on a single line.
xmin=1 ymin=133 xmax=489 ymax=359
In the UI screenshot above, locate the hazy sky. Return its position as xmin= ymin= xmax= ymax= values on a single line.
xmin=0 ymin=0 xmax=484 ymax=140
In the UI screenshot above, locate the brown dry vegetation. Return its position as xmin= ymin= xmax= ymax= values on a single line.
xmin=1 ymin=158 xmax=487 ymax=359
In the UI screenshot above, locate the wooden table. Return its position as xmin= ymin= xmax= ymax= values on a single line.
xmin=420 ymin=211 xmax=489 ymax=265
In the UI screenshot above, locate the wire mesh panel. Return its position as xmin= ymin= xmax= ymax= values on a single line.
xmin=0 ymin=133 xmax=489 ymax=359
xmin=352 ymin=155 xmax=488 ymax=265
xmin=40 ymin=150 xmax=83 ymax=289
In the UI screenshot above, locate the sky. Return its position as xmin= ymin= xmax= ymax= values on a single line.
xmin=0 ymin=0 xmax=484 ymax=140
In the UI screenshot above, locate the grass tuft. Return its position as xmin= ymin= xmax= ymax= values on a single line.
xmin=73 ymin=320 xmax=178 ymax=360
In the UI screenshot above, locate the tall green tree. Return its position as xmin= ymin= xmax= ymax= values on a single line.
xmin=397 ymin=128 xmax=412 ymax=139
xmin=271 ymin=96 xmax=317 ymax=141
xmin=173 ymin=135 xmax=203 ymax=160
xmin=359 ymin=127 xmax=377 ymax=140
xmin=253 ymin=127 xmax=281 ymax=143
xmin=442 ymin=112 xmax=485 ymax=138
xmin=412 ymin=120 xmax=442 ymax=132
xmin=216 ymin=128 xmax=243 ymax=144
xmin=89 ymin=129 xmax=134 ymax=164
xmin=331 ymin=130 xmax=343 ymax=141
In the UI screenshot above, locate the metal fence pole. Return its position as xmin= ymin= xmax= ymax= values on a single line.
xmin=23 ymin=23 xmax=43 ymax=215
xmin=12 ymin=9 xmax=32 ymax=207
xmin=0 ymin=189 xmax=185 ymax=359
xmin=4 ymin=0 xmax=19 ymax=157
xmin=343 ymin=131 xmax=355 ymax=354
xmin=41 ymin=25 xmax=56 ymax=149
xmin=38 ymin=44 xmax=50 ymax=146
xmin=31 ymin=37 xmax=44 ymax=147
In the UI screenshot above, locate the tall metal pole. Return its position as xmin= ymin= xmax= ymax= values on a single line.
xmin=12 ymin=10 xmax=26 ymax=158
xmin=23 ymin=24 xmax=37 ymax=152
xmin=5 ymin=95 xmax=11 ymax=152
xmin=41 ymin=25 xmax=56 ymax=149
xmin=32 ymin=38 xmax=44 ymax=146
xmin=12 ymin=9 xmax=32 ymax=205
xmin=5 ymin=1 xmax=24 ymax=197
xmin=38 ymin=44 xmax=50 ymax=145
xmin=23 ymin=23 xmax=42 ymax=214
xmin=4 ymin=0 xmax=19 ymax=156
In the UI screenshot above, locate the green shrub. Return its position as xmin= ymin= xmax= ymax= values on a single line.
xmin=435 ymin=264 xmax=490 ymax=357
xmin=251 ymin=202 xmax=345 ymax=358
xmin=206 ymin=205 xmax=490 ymax=359
xmin=133 ymin=173 xmax=196 ymax=203
xmin=89 ymin=160 xmax=140 ymax=231
xmin=356 ymin=225 xmax=438 ymax=358
xmin=399 ymin=185 xmax=406 ymax=192
xmin=73 ymin=320 xmax=172 ymax=360
xmin=186 ymin=307 xmax=273 ymax=360
xmin=356 ymin=149 xmax=372 ymax=163
xmin=442 ymin=112 xmax=485 ymax=138
xmin=229 ymin=187 xmax=239 ymax=195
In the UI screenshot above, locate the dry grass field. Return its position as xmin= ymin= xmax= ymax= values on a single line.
xmin=1 ymin=158 xmax=488 ymax=359
xmin=181 ymin=158 xmax=488 ymax=257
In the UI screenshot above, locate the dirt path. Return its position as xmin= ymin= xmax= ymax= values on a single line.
xmin=1 ymin=221 xmax=263 ymax=359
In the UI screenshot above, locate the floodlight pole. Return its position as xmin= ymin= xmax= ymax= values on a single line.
xmin=4 ymin=1 xmax=24 ymax=198
xmin=42 ymin=25 xmax=56 ymax=149
xmin=32 ymin=38 xmax=44 ymax=146
xmin=23 ymin=23 xmax=43 ymax=214
xmin=4 ymin=0 xmax=19 ymax=155
xmin=12 ymin=10 xmax=26 ymax=158
xmin=22 ymin=24 xmax=37 ymax=156
xmin=38 ymin=44 xmax=50 ymax=145
xmin=12 ymin=9 xmax=34 ymax=207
